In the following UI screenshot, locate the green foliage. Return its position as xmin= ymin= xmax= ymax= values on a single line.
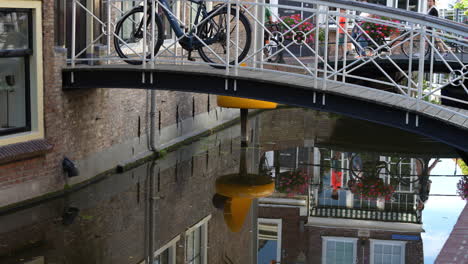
xmin=81 ymin=215 xmax=94 ymax=220
xmin=158 ymin=149 xmax=167 ymax=158
xmin=454 ymin=0 xmax=468 ymax=16
xmin=457 ymin=159 xmax=468 ymax=175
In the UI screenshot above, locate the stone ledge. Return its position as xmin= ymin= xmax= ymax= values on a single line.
xmin=0 ymin=139 xmax=53 ymax=165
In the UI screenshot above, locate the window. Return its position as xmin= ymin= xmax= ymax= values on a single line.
xmin=0 ymin=9 xmax=31 ymax=136
xmin=370 ymin=240 xmax=406 ymax=264
xmin=322 ymin=237 xmax=357 ymax=264
xmin=185 ymin=215 xmax=210 ymax=264
xmin=0 ymin=1 xmax=43 ymax=146
xmin=258 ymin=218 xmax=282 ymax=264
xmin=151 ymin=235 xmax=180 ymax=264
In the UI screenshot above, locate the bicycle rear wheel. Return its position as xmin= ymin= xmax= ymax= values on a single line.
xmin=401 ymin=32 xmax=429 ymax=58
xmin=197 ymin=8 xmax=252 ymax=69
xmin=114 ymin=6 xmax=164 ymax=65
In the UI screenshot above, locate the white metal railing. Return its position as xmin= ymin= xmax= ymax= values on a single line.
xmin=67 ymin=0 xmax=468 ymax=120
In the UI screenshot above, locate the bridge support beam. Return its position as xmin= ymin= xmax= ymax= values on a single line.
xmin=62 ymin=67 xmax=468 ymax=153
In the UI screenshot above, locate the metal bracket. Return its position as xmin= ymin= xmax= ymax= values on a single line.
xmin=225 ymin=79 xmax=237 ymax=91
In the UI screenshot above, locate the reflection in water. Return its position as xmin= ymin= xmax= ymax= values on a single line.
xmin=0 ymin=108 xmax=463 ymax=264
xmin=214 ymin=109 xmax=274 ymax=232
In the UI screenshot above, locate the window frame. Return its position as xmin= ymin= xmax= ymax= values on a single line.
xmin=370 ymin=239 xmax=406 ymax=264
xmin=184 ymin=214 xmax=211 ymax=264
xmin=321 ymin=236 xmax=358 ymax=264
xmin=0 ymin=9 xmax=32 ymax=137
xmin=0 ymin=1 xmax=43 ymax=146
xmin=258 ymin=218 xmax=282 ymax=263
xmin=137 ymin=235 xmax=180 ymax=264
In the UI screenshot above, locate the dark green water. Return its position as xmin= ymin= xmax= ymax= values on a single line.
xmin=0 ymin=108 xmax=464 ymax=264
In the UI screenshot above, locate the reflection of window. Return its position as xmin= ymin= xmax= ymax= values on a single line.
xmin=0 ymin=9 xmax=31 ymax=137
xmin=258 ymin=218 xmax=282 ymax=264
xmin=318 ymin=188 xmax=348 ymax=207
xmin=150 ymin=235 xmax=180 ymax=264
xmin=370 ymin=240 xmax=406 ymax=264
xmin=322 ymin=237 xmax=357 ymax=264
xmin=185 ymin=215 xmax=210 ymax=264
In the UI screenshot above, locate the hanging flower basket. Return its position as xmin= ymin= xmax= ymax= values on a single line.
xmin=279 ymin=14 xmax=315 ymax=44
xmin=350 ymin=177 xmax=394 ymax=200
xmin=276 ymin=170 xmax=309 ymax=196
xmin=359 ymin=16 xmax=400 ymax=45
xmin=456 ymin=176 xmax=468 ymax=200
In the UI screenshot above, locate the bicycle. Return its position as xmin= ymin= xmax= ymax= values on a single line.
xmin=114 ymin=0 xmax=252 ymax=68
xmin=263 ymin=23 xmax=284 ymax=63
xmin=352 ymin=29 xmax=430 ymax=58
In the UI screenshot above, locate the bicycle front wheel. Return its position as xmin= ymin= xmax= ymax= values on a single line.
xmin=114 ymin=7 xmax=164 ymax=65
xmin=197 ymin=8 xmax=252 ymax=68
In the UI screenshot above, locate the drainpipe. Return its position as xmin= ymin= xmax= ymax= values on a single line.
xmin=149 ymin=90 xmax=157 ymax=152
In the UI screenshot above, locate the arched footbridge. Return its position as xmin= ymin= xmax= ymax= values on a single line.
xmin=63 ymin=0 xmax=468 ymax=152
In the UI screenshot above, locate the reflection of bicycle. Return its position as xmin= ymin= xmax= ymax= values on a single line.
xmin=263 ymin=23 xmax=284 ymax=63
xmin=352 ymin=29 xmax=430 ymax=58
xmin=349 ymin=153 xmax=423 ymax=185
xmin=114 ymin=0 xmax=252 ymax=68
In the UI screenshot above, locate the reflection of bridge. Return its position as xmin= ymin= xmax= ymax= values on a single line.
xmin=64 ymin=0 xmax=468 ymax=151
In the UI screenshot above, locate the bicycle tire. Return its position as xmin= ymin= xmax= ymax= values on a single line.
xmin=197 ymin=8 xmax=252 ymax=69
xmin=400 ymin=31 xmax=430 ymax=58
xmin=114 ymin=6 xmax=164 ymax=65
xmin=391 ymin=158 xmax=423 ymax=185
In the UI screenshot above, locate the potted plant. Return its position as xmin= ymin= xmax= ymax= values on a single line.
xmin=349 ymin=177 xmax=394 ymax=200
xmin=276 ymin=169 xmax=309 ymax=197
xmin=456 ymin=176 xmax=468 ymax=200
xmin=359 ymin=16 xmax=400 ymax=47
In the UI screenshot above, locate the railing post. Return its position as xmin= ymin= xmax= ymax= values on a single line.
xmin=235 ymin=0 xmax=240 ymax=76
xmin=259 ymin=0 xmax=265 ymax=69
xmin=314 ymin=4 xmax=320 ymax=88
xmin=323 ymin=6 xmax=329 ymax=91
xmin=143 ymin=0 xmax=148 ymax=67
xmin=151 ymin=0 xmax=156 ymax=66
xmin=107 ymin=0 xmax=111 ymax=64
xmin=226 ymin=1 xmax=231 ymax=74
xmin=334 ymin=8 xmax=339 ymax=82
xmin=253 ymin=0 xmax=259 ymax=68
xmin=407 ymin=24 xmax=414 ymax=96
xmin=417 ymin=26 xmax=426 ymax=115
xmin=71 ymin=0 xmax=76 ymax=82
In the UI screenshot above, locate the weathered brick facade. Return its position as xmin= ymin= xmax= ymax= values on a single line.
xmin=0 ymin=124 xmax=253 ymax=263
xmin=0 ymin=0 xmax=238 ymax=207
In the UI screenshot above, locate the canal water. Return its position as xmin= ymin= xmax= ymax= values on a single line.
xmin=0 ymin=107 xmax=465 ymax=264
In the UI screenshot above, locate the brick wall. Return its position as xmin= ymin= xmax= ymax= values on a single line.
xmin=0 ymin=126 xmax=253 ymax=264
xmin=0 ymin=0 xmax=236 ymax=207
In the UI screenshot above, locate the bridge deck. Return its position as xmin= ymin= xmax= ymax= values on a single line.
xmin=63 ymin=64 xmax=468 ymax=131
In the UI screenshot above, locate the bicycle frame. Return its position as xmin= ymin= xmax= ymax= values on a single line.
xmin=144 ymin=0 xmax=220 ymax=50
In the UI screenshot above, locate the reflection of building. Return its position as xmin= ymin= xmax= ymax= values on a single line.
xmin=259 ymin=145 xmax=424 ymax=264
xmin=0 ymin=126 xmax=254 ymax=264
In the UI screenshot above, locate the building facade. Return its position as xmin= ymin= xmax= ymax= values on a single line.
xmin=0 ymin=0 xmax=239 ymax=207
